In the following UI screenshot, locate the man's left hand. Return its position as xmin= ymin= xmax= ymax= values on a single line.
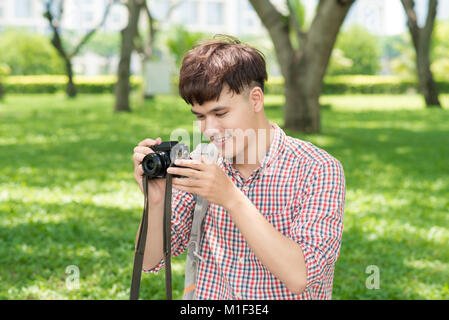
xmin=167 ymin=158 xmax=242 ymax=210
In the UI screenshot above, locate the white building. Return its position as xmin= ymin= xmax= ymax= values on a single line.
xmin=150 ymin=0 xmax=267 ymax=36
xmin=0 ymin=0 xmax=269 ymax=36
xmin=0 ymin=0 xmax=127 ymax=33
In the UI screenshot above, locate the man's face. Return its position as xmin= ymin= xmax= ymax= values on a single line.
xmin=191 ymin=86 xmax=258 ymax=162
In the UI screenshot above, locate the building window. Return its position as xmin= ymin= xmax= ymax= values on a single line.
xmin=180 ymin=0 xmax=199 ymax=25
xmin=207 ymin=1 xmax=223 ymax=25
xmin=15 ymin=0 xmax=32 ymax=18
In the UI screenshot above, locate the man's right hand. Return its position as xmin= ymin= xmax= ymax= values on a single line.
xmin=133 ymin=137 xmax=167 ymax=205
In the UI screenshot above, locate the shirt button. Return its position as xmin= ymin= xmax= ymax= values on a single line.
xmin=235 ymin=292 xmax=242 ymax=299
xmin=243 ymin=186 xmax=249 ymax=192
xmin=238 ymin=257 xmax=244 ymax=264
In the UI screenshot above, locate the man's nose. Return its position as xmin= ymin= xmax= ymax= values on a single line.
xmin=202 ymin=117 xmax=221 ymax=138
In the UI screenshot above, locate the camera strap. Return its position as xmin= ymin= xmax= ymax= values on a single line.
xmin=130 ymin=174 xmax=173 ymax=300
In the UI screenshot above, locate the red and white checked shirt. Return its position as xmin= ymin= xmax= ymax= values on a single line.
xmin=145 ymin=122 xmax=346 ymax=300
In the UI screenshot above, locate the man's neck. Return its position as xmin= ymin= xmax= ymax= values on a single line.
xmin=231 ymin=121 xmax=274 ymax=179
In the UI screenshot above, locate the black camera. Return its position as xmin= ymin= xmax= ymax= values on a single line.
xmin=142 ymin=141 xmax=190 ymax=179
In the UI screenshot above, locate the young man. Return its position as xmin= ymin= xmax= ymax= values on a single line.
xmin=132 ymin=36 xmax=346 ymax=299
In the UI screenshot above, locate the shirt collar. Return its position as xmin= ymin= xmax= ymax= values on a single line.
xmin=219 ymin=121 xmax=286 ymax=174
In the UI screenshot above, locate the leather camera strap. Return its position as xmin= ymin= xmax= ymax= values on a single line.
xmin=163 ymin=173 xmax=173 ymax=300
xmin=130 ymin=174 xmax=172 ymax=300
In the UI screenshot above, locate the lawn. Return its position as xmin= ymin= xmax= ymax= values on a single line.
xmin=0 ymin=93 xmax=448 ymax=300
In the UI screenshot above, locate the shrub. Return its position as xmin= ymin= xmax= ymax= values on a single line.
xmin=0 ymin=29 xmax=65 ymax=75
xmin=265 ymin=75 xmax=449 ymax=95
xmin=4 ymin=75 xmax=142 ymax=94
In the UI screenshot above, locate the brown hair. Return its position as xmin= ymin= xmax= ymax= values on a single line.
xmin=179 ymin=34 xmax=268 ymax=106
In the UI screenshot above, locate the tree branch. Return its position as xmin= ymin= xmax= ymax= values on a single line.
xmin=400 ymin=0 xmax=420 ymax=48
xmin=43 ymin=0 xmax=67 ymax=60
xmin=423 ymin=0 xmax=438 ymax=39
xmin=69 ymin=0 xmax=113 ymax=58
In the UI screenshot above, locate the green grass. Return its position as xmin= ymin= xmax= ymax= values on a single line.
xmin=1 ymin=93 xmax=448 ymax=300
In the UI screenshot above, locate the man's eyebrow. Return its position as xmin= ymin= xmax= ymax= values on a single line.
xmin=190 ymin=106 xmax=229 ymax=115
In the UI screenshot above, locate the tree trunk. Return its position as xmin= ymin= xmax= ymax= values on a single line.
xmin=65 ymin=58 xmax=76 ymax=98
xmin=401 ymin=0 xmax=441 ymax=107
xmin=250 ymin=0 xmax=355 ymax=133
xmin=416 ymin=36 xmax=441 ymax=107
xmin=114 ymin=0 xmax=143 ymax=112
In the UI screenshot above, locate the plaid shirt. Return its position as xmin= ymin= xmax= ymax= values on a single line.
xmin=145 ymin=122 xmax=346 ymax=300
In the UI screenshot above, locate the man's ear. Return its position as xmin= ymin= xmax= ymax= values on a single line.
xmin=248 ymin=86 xmax=264 ymax=113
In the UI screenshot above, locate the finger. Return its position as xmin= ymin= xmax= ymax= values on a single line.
xmin=172 ymin=183 xmax=199 ymax=195
xmin=138 ymin=137 xmax=162 ymax=147
xmin=133 ymin=152 xmax=146 ymax=166
xmin=135 ymin=164 xmax=144 ymax=178
xmin=134 ymin=146 xmax=153 ymax=155
xmin=133 ymin=147 xmax=155 ymax=169
xmin=174 ymin=159 xmax=207 ymax=171
xmin=172 ymin=177 xmax=202 ymax=188
xmin=167 ymin=166 xmax=202 ymax=178
xmin=133 ymin=148 xmax=151 ymax=167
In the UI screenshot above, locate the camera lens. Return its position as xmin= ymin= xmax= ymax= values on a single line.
xmin=142 ymin=153 xmax=164 ymax=177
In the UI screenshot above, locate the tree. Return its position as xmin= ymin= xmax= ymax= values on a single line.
xmin=114 ymin=0 xmax=144 ymax=112
xmin=400 ymin=0 xmax=441 ymax=107
xmin=43 ymin=0 xmax=112 ymax=97
xmin=249 ymin=0 xmax=355 ymax=133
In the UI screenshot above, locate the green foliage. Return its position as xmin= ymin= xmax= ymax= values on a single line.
xmin=288 ymin=0 xmax=306 ymax=29
xmin=389 ymin=33 xmax=416 ymax=77
xmin=0 ymin=63 xmax=11 ymax=77
xmin=328 ymin=25 xmax=381 ymax=75
xmin=0 ymin=93 xmax=448 ymax=299
xmin=80 ymin=32 xmax=120 ymax=58
xmin=0 ymin=29 xmax=65 ymax=75
xmin=0 ymin=63 xmax=11 ymax=100
xmin=431 ymin=21 xmax=449 ymax=79
xmin=165 ymin=25 xmax=208 ymax=68
xmin=287 ymin=0 xmax=306 ymax=50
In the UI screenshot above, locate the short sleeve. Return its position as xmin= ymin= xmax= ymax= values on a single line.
xmin=144 ymin=188 xmax=196 ymax=273
xmin=289 ymin=160 xmax=346 ymax=289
